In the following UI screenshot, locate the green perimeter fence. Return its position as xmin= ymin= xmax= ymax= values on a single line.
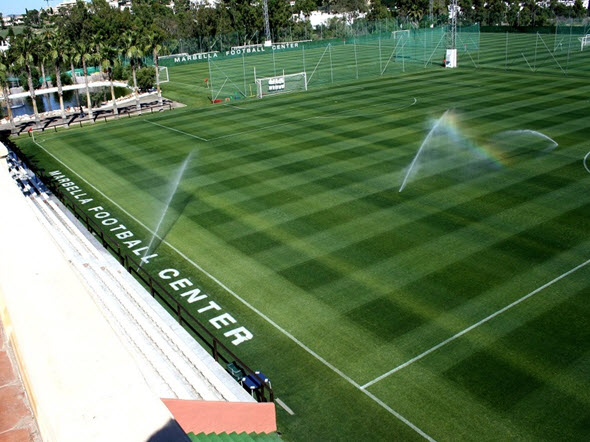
xmin=160 ymin=25 xmax=478 ymax=100
xmin=154 ymin=20 xmax=589 ymax=101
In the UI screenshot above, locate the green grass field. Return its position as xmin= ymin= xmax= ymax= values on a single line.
xmin=14 ymin=32 xmax=590 ymax=440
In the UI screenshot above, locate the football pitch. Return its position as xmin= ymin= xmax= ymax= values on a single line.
xmin=14 ymin=33 xmax=590 ymax=440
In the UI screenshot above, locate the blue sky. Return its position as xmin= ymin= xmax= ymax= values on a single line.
xmin=0 ymin=0 xmax=84 ymax=16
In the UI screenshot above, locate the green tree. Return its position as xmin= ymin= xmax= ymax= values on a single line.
xmin=0 ymin=50 xmax=15 ymax=128
xmin=294 ymin=0 xmax=317 ymax=18
xmin=506 ymin=0 xmax=520 ymax=27
xmin=98 ymin=42 xmax=121 ymax=118
xmin=46 ymin=30 xmax=68 ymax=123
xmin=62 ymin=38 xmax=82 ymax=111
xmin=143 ymin=27 xmax=166 ymax=106
xmin=11 ymin=30 xmax=41 ymax=128
xmin=268 ymin=0 xmax=293 ymax=40
xmin=122 ymin=29 xmax=144 ymax=113
xmin=136 ymin=66 xmax=155 ymax=91
xmin=573 ymin=0 xmax=585 ymax=17
xmin=367 ymin=0 xmax=391 ymax=21
xmin=36 ymin=32 xmax=51 ymax=89
xmin=24 ymin=9 xmax=41 ymax=28
xmin=485 ymin=0 xmax=506 ymax=25
xmin=75 ymin=40 xmax=96 ymax=121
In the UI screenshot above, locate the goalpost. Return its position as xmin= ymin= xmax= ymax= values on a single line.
xmin=158 ymin=66 xmax=169 ymax=83
xmin=392 ymin=30 xmax=410 ymax=41
xmin=579 ymin=34 xmax=590 ymax=51
xmin=255 ymin=71 xmax=307 ymax=98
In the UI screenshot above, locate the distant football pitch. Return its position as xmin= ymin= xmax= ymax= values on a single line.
xmin=15 ymin=33 xmax=590 ymax=440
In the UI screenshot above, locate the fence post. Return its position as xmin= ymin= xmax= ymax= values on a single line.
xmin=329 ymin=44 xmax=334 ymax=83
xmin=565 ymin=19 xmax=573 ymax=74
xmin=534 ymin=32 xmax=539 ymax=72
xmin=353 ymin=38 xmax=359 ymax=79
xmin=379 ymin=37 xmax=382 ymax=75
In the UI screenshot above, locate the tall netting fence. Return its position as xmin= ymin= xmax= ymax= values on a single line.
xmin=475 ymin=19 xmax=590 ymax=75
xmin=161 ymin=25 xmax=452 ymax=100
xmin=151 ymin=17 xmax=590 ymax=101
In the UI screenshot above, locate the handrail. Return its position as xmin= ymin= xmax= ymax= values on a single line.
xmin=10 ymin=102 xmax=174 ymax=135
xmin=6 ymin=141 xmax=274 ymax=403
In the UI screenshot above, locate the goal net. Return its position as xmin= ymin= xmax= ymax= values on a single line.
xmin=255 ymin=72 xmax=307 ymax=98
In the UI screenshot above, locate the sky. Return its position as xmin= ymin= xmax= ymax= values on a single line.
xmin=0 ymin=0 xmax=87 ymax=17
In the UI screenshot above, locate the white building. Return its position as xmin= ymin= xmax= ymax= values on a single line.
xmin=293 ymin=10 xmax=367 ymax=27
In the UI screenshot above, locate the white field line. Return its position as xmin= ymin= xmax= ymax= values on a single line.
xmin=209 ymin=97 xmax=418 ymax=141
xmin=172 ymin=81 xmax=204 ymax=87
xmin=144 ymin=120 xmax=209 ymax=142
xmin=31 ymin=139 xmax=435 ymax=441
xmin=225 ymin=104 xmax=247 ymax=110
xmin=583 ymin=151 xmax=590 ymax=174
xmin=361 ymin=257 xmax=590 ymax=390
xmin=275 ymin=398 xmax=295 ymax=415
xmin=315 ymin=97 xmax=418 ymax=119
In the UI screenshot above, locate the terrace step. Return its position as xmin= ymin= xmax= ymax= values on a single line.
xmin=8 ymin=150 xmax=253 ymax=404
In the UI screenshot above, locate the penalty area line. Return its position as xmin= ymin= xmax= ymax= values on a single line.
xmin=144 ymin=119 xmax=209 ymax=142
xmin=31 ymin=138 xmax=434 ymax=441
xmin=362 ymin=256 xmax=590 ymax=390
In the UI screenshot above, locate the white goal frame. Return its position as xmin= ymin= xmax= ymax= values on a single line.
xmin=255 ymin=71 xmax=307 ymax=98
xmin=579 ymin=34 xmax=590 ymax=51
xmin=158 ymin=66 xmax=169 ymax=83
xmin=392 ymin=30 xmax=410 ymax=40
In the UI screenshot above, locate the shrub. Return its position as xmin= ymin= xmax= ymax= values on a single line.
xmin=136 ymin=66 xmax=156 ymax=92
xmin=51 ymin=71 xmax=73 ymax=87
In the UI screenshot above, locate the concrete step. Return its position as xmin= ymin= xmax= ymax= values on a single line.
xmin=7 ymin=152 xmax=252 ymax=404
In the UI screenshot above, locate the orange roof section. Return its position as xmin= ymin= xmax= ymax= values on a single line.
xmin=162 ymin=399 xmax=277 ymax=435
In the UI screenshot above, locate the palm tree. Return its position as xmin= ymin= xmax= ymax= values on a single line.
xmin=143 ymin=28 xmax=165 ymax=107
xmin=75 ymin=40 xmax=94 ymax=121
xmin=0 ymin=51 xmax=16 ymax=129
xmin=98 ymin=42 xmax=120 ymax=119
xmin=12 ymin=31 xmax=41 ymax=128
xmin=122 ymin=30 xmax=143 ymax=113
xmin=63 ymin=39 xmax=81 ymax=111
xmin=36 ymin=32 xmax=50 ymax=89
xmin=46 ymin=30 xmax=68 ymax=124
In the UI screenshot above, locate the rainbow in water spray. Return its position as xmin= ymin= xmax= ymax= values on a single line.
xmin=399 ymin=110 xmax=558 ymax=192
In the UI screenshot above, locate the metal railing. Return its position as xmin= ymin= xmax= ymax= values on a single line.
xmin=11 ymin=101 xmax=175 ymax=136
xmin=6 ymin=141 xmax=274 ymax=403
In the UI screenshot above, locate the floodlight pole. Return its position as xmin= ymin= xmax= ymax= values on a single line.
xmin=449 ymin=0 xmax=457 ymax=50
xmin=263 ymin=0 xmax=272 ymax=47
xmin=445 ymin=0 xmax=458 ymax=68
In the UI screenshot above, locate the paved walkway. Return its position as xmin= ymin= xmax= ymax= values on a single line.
xmin=0 ymin=318 xmax=41 ymax=442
